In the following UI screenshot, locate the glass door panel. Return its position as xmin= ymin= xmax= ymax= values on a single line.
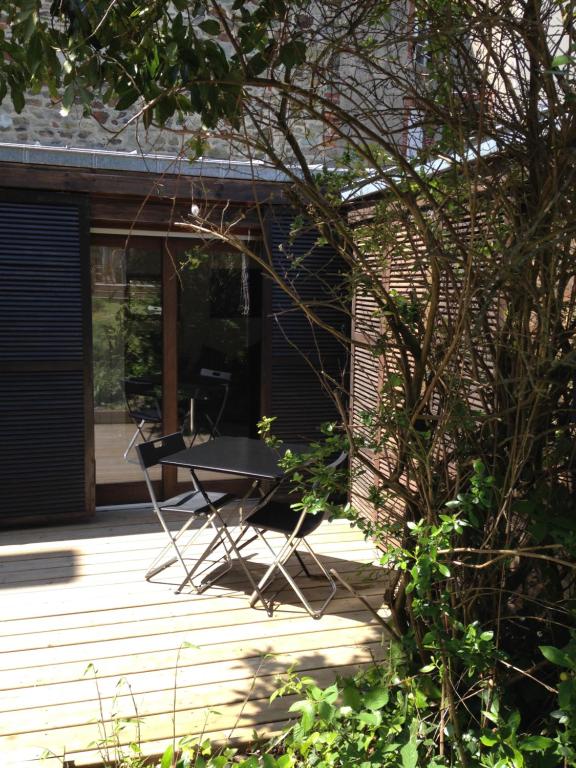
xmin=91 ymin=240 xmax=163 ymax=486
xmin=176 ymin=246 xmax=262 ymax=481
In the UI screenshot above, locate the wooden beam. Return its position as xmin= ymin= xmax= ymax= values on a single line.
xmin=0 ymin=162 xmax=287 ymax=204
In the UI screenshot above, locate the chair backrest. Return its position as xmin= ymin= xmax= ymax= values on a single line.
xmin=298 ymin=450 xmax=348 ymax=487
xmin=191 ymin=370 xmax=231 ymax=437
xmin=256 ymin=449 xmax=348 ymax=517
xmin=308 ymin=450 xmax=348 ymax=514
xmin=125 ymin=378 xmax=159 ymax=398
xmin=124 ymin=378 xmax=162 ymax=420
xmin=326 ymin=451 xmax=348 ymax=472
xmin=137 ymin=432 xmax=186 ymax=470
xmin=199 ymin=367 xmax=231 ymax=383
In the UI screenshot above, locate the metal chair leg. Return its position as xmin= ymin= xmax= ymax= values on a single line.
xmin=248 ymin=531 xmax=337 ymax=619
xmin=124 ymin=419 xmax=147 ymax=460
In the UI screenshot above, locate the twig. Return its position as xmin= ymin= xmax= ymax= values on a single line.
xmin=329 ymin=568 xmax=402 ymax=641
xmin=440 ymin=547 xmax=575 ymax=570
xmin=497 ymin=658 xmax=558 ymax=694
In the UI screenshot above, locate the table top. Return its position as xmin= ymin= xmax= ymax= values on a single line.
xmin=159 ymin=436 xmax=306 ymax=479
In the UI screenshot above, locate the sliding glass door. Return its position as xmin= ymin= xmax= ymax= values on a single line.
xmin=91 ymin=235 xmax=261 ymax=504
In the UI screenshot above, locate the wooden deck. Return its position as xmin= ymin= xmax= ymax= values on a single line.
xmin=0 ymin=507 xmax=390 ymax=767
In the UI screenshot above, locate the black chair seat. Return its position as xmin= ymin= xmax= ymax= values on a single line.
xmin=161 ymin=489 xmax=232 ymax=515
xmin=247 ymin=501 xmax=323 ymax=538
xmin=131 ymin=407 xmax=162 ymax=423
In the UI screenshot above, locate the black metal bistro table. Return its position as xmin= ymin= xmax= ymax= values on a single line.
xmin=160 ymin=435 xmax=303 ymax=481
xmin=159 ymin=436 xmax=305 ymax=607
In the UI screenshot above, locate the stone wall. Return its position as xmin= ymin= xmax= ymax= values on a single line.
xmin=0 ymin=91 xmax=191 ymax=156
xmin=0 ymin=86 xmax=335 ymax=163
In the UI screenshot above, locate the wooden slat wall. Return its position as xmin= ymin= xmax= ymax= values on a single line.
xmin=350 ymin=233 xmax=412 ymax=530
xmin=266 ymin=213 xmax=348 ymax=441
xmin=349 ymin=204 xmax=492 ymax=528
xmin=0 ymin=191 xmax=94 ymax=525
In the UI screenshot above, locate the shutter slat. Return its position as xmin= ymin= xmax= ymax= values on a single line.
xmin=0 ymin=198 xmax=92 ymax=525
xmin=268 ymin=213 xmax=348 ymax=441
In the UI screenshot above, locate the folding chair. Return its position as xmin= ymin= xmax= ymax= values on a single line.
xmin=123 ymin=378 xmax=162 ymax=460
xmin=137 ymin=432 xmax=239 ymax=594
xmin=245 ymin=451 xmax=348 ymax=619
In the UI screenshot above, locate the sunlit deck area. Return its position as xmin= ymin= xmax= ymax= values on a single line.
xmin=0 ymin=507 xmax=389 ymax=767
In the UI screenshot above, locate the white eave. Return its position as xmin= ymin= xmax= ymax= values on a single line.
xmin=342 ymin=139 xmax=501 ymax=202
xmin=0 ymin=141 xmax=291 ymax=182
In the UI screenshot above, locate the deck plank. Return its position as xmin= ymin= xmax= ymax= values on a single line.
xmin=0 ymin=509 xmax=389 ymax=767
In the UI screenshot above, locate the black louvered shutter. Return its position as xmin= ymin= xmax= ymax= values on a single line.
xmin=0 ymin=192 xmax=94 ymax=525
xmin=267 ymin=212 xmax=348 ymax=441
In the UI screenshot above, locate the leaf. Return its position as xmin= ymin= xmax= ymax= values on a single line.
xmin=358 ymin=710 xmax=382 ymax=727
xmin=147 ymin=46 xmax=160 ymax=77
xmin=480 ymin=734 xmax=498 ymax=746
xmin=540 ymin=645 xmax=574 ymax=669
xmin=437 ymin=563 xmax=451 ymax=578
xmin=279 ymin=40 xmax=307 ymax=68
xmin=558 ymin=679 xmax=575 ymax=709
xmin=364 ymin=685 xmax=389 ymax=710
xmin=160 ymin=744 xmax=174 ymax=768
xmin=115 ymin=87 xmax=140 ymax=111
xmin=60 ymin=82 xmax=75 ymax=116
xmin=26 ymin=30 xmax=43 ymax=73
xmin=155 ymin=95 xmax=177 ymax=124
xmin=342 ymin=684 xmax=362 ymax=710
xmin=551 ymin=54 xmax=573 ymax=67
xmin=400 ymin=729 xmax=418 ymax=768
xmin=199 ymin=19 xmax=221 ymax=36
xmin=142 ymin=105 xmax=153 ymax=129
xmin=318 ymin=700 xmax=336 ymax=721
xmin=520 ymin=735 xmax=554 ymax=752
xmin=511 ymin=747 xmax=525 ymax=767
xmin=247 ymin=52 xmax=269 ymax=76
xmin=508 ymin=709 xmax=521 ymax=733
xmin=413 ymin=688 xmax=428 ymax=708
xmin=238 ymin=758 xmax=259 ymax=768
xmin=83 ymin=662 xmax=97 ymax=676
xmin=10 ymin=85 xmax=25 ymax=114
xmin=323 ymin=683 xmax=339 ymax=704
xmin=20 ymin=10 xmax=38 ymax=43
xmin=289 ymin=700 xmax=316 ymax=732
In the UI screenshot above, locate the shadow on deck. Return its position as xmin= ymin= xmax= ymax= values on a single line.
xmin=0 ymin=507 xmax=391 ymax=768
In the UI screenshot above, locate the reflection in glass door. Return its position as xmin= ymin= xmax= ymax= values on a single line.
xmin=91 ymin=239 xmax=162 ymax=487
xmin=176 ymin=245 xmax=262 ymax=456
xmin=91 ymin=237 xmax=262 ymax=501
